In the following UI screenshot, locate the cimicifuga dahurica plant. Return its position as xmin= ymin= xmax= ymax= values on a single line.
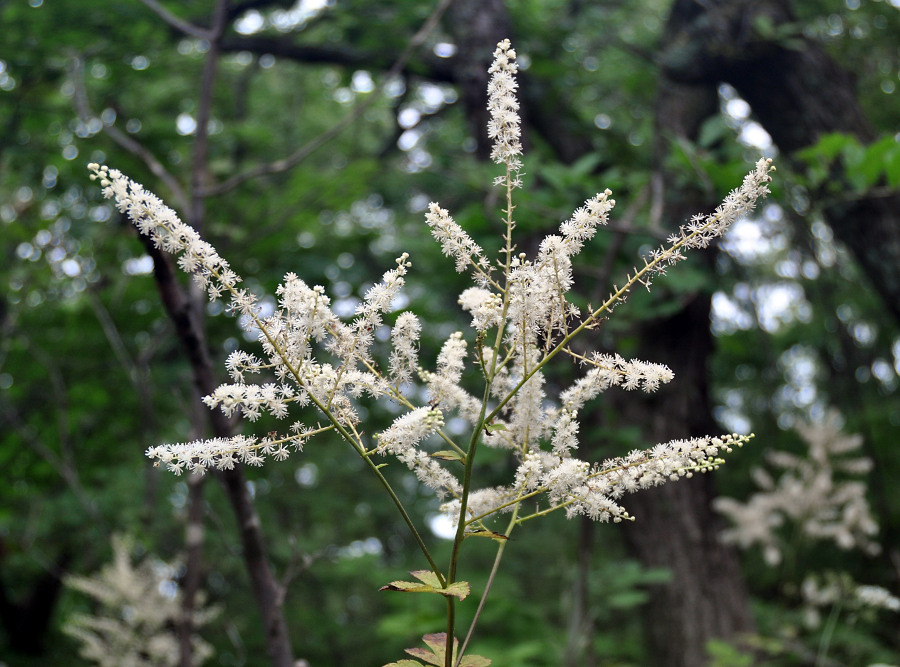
xmin=63 ymin=535 xmax=219 ymax=667
xmin=89 ymin=39 xmax=772 ymax=667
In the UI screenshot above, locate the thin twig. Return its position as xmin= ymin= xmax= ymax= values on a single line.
xmin=137 ymin=0 xmax=213 ymax=40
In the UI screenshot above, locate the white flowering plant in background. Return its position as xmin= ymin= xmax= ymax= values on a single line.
xmin=715 ymin=409 xmax=880 ymax=567
xmin=713 ymin=410 xmax=897 ymax=661
xmin=89 ymin=39 xmax=772 ymax=667
xmin=63 ymin=535 xmax=218 ymax=667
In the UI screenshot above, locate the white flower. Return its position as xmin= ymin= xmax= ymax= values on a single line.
xmin=458 ymin=287 xmax=503 ymax=331
xmin=648 ymin=158 xmax=773 ymax=277
xmin=425 ymin=203 xmax=488 ymax=274
xmin=375 ymin=407 xmax=444 ymax=456
xmin=550 ymin=410 xmax=579 ymax=456
xmin=714 ymin=410 xmax=879 ymax=559
xmin=389 ymin=312 xmax=421 ymax=385
xmin=93 ymin=40 xmax=768 ymax=532
xmin=487 ymin=39 xmax=522 ymax=175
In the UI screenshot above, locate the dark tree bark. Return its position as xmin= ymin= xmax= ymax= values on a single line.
xmin=659 ymin=0 xmax=900 ymax=324
xmin=0 ymin=549 xmax=71 ymax=656
xmin=128 ymin=2 xmax=299 ymax=664
xmin=590 ymin=67 xmax=757 ymax=664
xmin=139 ymin=232 xmax=297 ymax=667
xmin=610 ymin=293 xmax=756 ymax=667
xmin=446 ymin=0 xmax=513 ymax=160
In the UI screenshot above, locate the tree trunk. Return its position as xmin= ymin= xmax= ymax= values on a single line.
xmin=659 ymin=0 xmax=900 ymax=325
xmin=594 ymin=20 xmax=759 ymax=663
xmin=611 ymin=296 xmax=755 ymax=667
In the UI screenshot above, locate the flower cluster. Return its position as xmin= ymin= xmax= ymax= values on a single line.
xmin=800 ymin=572 xmax=899 ymax=629
xmin=91 ymin=40 xmax=772 ymax=531
xmin=64 ymin=534 xmax=218 ymax=667
xmin=445 ymin=433 xmax=750 ymax=525
xmin=487 ymin=38 xmax=522 ymax=180
xmin=89 ymin=164 xmax=250 ymax=312
xmin=425 ymin=202 xmax=491 ymax=279
xmin=645 ymin=158 xmax=773 ymax=283
xmin=714 ymin=409 xmax=879 ymax=565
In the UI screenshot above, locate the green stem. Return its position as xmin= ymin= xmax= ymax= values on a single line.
xmin=444 ymin=159 xmax=518 ymax=667
xmin=444 ymin=385 xmax=492 ymax=667
xmin=815 ymin=600 xmax=842 ymax=667
xmin=455 ymin=506 xmax=520 ymax=666
xmin=212 ymin=275 xmax=444 ymax=582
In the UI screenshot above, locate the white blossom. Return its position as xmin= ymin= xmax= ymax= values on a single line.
xmin=487 ymin=38 xmax=522 ymax=177
xmin=91 ymin=39 xmax=771 ymax=538
xmin=425 ymin=203 xmax=488 ymax=274
xmin=64 ymin=535 xmax=218 ymax=667
xmin=375 ymin=407 xmax=444 ymax=456
xmin=389 ymin=311 xmax=421 ymax=385
xmin=647 ymin=158 xmax=773 ymax=279
xmin=458 ymin=287 xmax=503 ymax=331
xmin=714 ymin=410 xmax=879 ymax=562
xmin=550 ymin=409 xmax=579 ymax=456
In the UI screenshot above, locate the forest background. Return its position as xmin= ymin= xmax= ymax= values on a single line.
xmin=1 ymin=0 xmax=899 ymax=666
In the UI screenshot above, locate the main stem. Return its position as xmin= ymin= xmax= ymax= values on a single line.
xmin=444 ymin=384 xmax=492 ymax=667
xmin=443 ymin=160 xmax=518 ymax=667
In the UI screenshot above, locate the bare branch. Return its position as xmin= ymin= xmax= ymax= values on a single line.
xmin=137 ymin=0 xmax=213 ymax=40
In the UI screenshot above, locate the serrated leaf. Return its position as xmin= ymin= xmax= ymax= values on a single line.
xmin=431 ymin=450 xmax=464 ymax=462
xmin=401 ymin=633 xmax=491 ymax=666
xmin=402 ymin=633 xmax=452 ymax=666
xmin=383 ymin=661 xmax=424 ymax=667
xmin=404 ymin=649 xmax=443 ymax=666
xmin=421 ymin=632 xmax=451 ymax=655
xmin=465 ymin=529 xmax=509 ymax=543
xmin=379 ymin=571 xmax=470 ymax=600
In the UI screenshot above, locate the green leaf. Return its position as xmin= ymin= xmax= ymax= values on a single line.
xmin=405 ymin=633 xmax=452 ymax=666
xmin=465 ymin=529 xmax=509 ymax=543
xmin=383 ymin=660 xmax=424 ymax=667
xmin=862 ymin=135 xmax=899 ymax=188
xmin=379 ymin=571 xmax=470 ymax=601
xmin=431 ymin=450 xmax=465 ymax=462
xmin=484 ymin=423 xmax=508 ymax=434
xmin=813 ymin=132 xmax=858 ymax=160
xmin=397 ymin=633 xmax=491 ymax=667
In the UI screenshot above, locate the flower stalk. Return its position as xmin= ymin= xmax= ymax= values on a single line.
xmin=89 ymin=37 xmax=772 ymax=667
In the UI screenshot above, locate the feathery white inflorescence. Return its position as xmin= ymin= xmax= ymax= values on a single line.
xmin=647 ymin=157 xmax=773 ymax=280
xmin=425 ymin=203 xmax=490 ymax=275
xmin=389 ymin=311 xmax=421 ymax=385
xmin=714 ymin=410 xmax=879 ymax=565
xmin=90 ymin=39 xmax=772 ymax=530
xmin=487 ymin=38 xmax=522 ymax=179
xmin=64 ymin=534 xmax=218 ymax=667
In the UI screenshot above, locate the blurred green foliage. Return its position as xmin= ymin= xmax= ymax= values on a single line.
xmin=1 ymin=0 xmax=898 ymax=665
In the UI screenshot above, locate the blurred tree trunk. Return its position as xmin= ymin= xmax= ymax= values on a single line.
xmin=659 ymin=0 xmax=900 ymax=324
xmin=442 ymin=2 xmax=757 ymax=663
xmin=596 ymin=71 xmax=757 ymax=665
